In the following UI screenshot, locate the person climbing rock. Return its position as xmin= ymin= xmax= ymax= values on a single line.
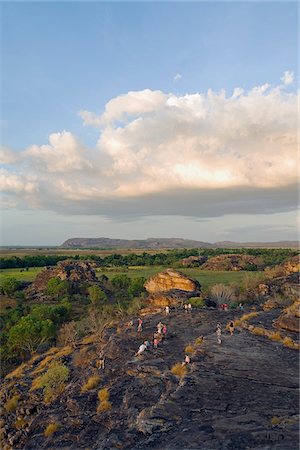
xmin=135 ymin=342 xmax=147 ymax=356
xmin=165 ymin=305 xmax=170 ymax=315
xmin=98 ymin=351 xmax=105 ymax=370
xmin=228 ymin=321 xmax=235 ymax=336
xmin=137 ymin=318 xmax=143 ymax=332
xmin=182 ymin=354 xmax=191 ymax=365
xmin=162 ymin=324 xmax=167 ymax=335
xmin=144 ymin=340 xmax=150 ymax=349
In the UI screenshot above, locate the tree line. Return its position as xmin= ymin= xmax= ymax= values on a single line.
xmin=0 ymin=248 xmax=297 ymax=270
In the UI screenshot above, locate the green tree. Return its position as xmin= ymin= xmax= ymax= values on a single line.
xmin=128 ymin=277 xmax=146 ymax=298
xmin=88 ymin=285 xmax=108 ymax=307
xmin=46 ymin=278 xmax=69 ymax=298
xmin=0 ymin=277 xmax=21 ymax=296
xmin=8 ymin=315 xmax=55 ymax=355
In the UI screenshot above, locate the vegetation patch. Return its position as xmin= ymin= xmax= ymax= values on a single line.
xmin=44 ymin=422 xmax=60 ymax=437
xmin=4 ymin=394 xmax=20 ymax=412
xmin=5 ymin=363 xmax=27 ymax=380
xmin=81 ymin=375 xmax=101 ymax=393
xmin=234 ymin=312 xmax=259 ymax=327
xmin=97 ymin=388 xmax=111 ymax=413
xmin=31 ymin=361 xmax=69 ymax=403
xmin=171 ymin=363 xmax=187 ymax=378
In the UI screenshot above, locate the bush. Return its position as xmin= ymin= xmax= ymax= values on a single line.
xmin=0 ymin=277 xmax=21 ymax=296
xmin=32 ymin=361 xmax=69 ymax=402
xmin=4 ymin=394 xmax=19 ymax=412
xmin=46 ymin=278 xmax=69 ymax=297
xmin=88 ymin=285 xmax=108 ymax=307
xmin=171 ymin=363 xmax=187 ymax=378
xmin=188 ymin=297 xmax=205 ymax=307
xmin=98 ymin=388 xmax=109 ymax=402
xmin=97 ymin=387 xmax=111 ymax=413
xmin=81 ymin=375 xmax=101 ymax=393
xmin=57 ymin=321 xmax=78 ymax=347
xmin=97 ymin=400 xmax=112 ymax=413
xmin=44 ymin=422 xmax=59 ymax=437
xmin=185 ymin=344 xmax=195 ymax=354
xmin=210 ymin=284 xmax=235 ymax=306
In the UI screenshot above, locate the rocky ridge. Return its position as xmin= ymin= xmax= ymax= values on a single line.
xmin=1 ymin=307 xmax=299 ymax=450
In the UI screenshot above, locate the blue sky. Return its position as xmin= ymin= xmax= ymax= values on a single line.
xmin=0 ymin=2 xmax=298 ymax=245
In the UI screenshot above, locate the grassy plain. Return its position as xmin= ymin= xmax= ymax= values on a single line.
xmin=0 ymin=265 xmax=264 ymax=291
xmin=0 ymin=248 xmax=169 ymax=258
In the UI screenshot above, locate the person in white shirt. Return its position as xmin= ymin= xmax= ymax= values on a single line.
xmin=135 ymin=343 xmax=147 ymax=356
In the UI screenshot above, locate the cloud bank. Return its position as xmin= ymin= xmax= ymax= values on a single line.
xmin=1 ymin=74 xmax=297 ymax=219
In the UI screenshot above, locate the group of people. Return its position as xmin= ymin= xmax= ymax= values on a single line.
xmin=135 ymin=319 xmax=168 ymax=356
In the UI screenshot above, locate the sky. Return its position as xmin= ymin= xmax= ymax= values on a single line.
xmin=0 ymin=1 xmax=298 ymax=246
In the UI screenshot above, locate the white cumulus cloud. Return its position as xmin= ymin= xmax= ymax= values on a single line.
xmin=281 ymin=70 xmax=294 ymax=86
xmin=0 ymin=77 xmax=297 ymax=219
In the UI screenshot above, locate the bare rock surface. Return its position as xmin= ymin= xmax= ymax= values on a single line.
xmin=1 ymin=309 xmax=299 ymax=450
xmin=201 ymin=254 xmax=263 ymax=271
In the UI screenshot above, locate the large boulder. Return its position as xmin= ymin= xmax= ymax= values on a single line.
xmin=145 ymin=269 xmax=200 ymax=294
xmin=181 ymin=256 xmax=207 ymax=267
xmin=274 ymin=300 xmax=300 ymax=333
xmin=144 ymin=269 xmax=201 ymax=307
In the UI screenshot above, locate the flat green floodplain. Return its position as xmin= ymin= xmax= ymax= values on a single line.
xmin=0 ymin=265 xmax=264 ymax=291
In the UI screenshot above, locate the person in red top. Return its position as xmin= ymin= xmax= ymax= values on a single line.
xmin=137 ymin=318 xmax=143 ymax=332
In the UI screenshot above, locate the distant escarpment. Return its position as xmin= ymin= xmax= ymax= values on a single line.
xmin=61 ymin=237 xmax=299 ymax=249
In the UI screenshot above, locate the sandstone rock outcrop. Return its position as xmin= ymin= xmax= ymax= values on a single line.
xmin=274 ymin=300 xmax=300 ymax=333
xmin=181 ymin=255 xmax=207 ymax=267
xmin=144 ymin=269 xmax=201 ymax=307
xmin=26 ymin=260 xmax=97 ymax=298
xmin=145 ymin=269 xmax=200 ymax=294
xmin=201 ymin=254 xmax=263 ymax=271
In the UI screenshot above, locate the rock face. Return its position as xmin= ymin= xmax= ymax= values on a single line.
xmin=26 ymin=260 xmax=97 ymax=297
xmin=145 ymin=269 xmax=200 ymax=294
xmin=144 ymin=269 xmax=201 ymax=308
xmin=201 ymin=254 xmax=263 ymax=271
xmin=280 ymin=255 xmax=300 ymax=275
xmin=274 ymin=300 xmax=300 ymax=333
xmin=181 ymin=256 xmax=207 ymax=267
xmin=1 ymin=309 xmax=299 ymax=450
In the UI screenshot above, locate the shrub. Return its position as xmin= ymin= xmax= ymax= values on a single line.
xmin=0 ymin=277 xmax=21 ymax=296
xmin=97 ymin=400 xmax=112 ymax=413
xmin=98 ymin=388 xmax=109 ymax=402
xmin=188 ymin=297 xmax=205 ymax=307
xmin=81 ymin=375 xmax=101 ymax=393
xmin=32 ymin=361 xmax=69 ymax=402
xmin=251 ymin=326 xmax=267 ymax=336
xmin=97 ymin=387 xmax=111 ymax=413
xmin=210 ymin=284 xmax=235 ymax=306
xmin=88 ymin=285 xmax=108 ymax=307
xmin=269 ymin=331 xmax=282 ymax=342
xmin=271 ymin=417 xmax=282 ymax=426
xmin=14 ymin=417 xmax=26 ymax=429
xmin=195 ymin=336 xmax=204 ymax=346
xmin=46 ymin=278 xmax=69 ymax=297
xmin=4 ymin=394 xmax=19 ymax=412
xmin=185 ymin=345 xmax=195 ymax=354
xmin=44 ymin=422 xmax=59 ymax=437
xmin=73 ymin=348 xmax=96 ymax=368
xmin=57 ymin=321 xmax=78 ymax=347
xmin=171 ymin=363 xmax=187 ymax=378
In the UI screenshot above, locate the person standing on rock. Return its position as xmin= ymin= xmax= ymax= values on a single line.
xmin=137 ymin=318 xmax=143 ymax=332
xmin=184 ymin=304 xmax=188 ymax=313
xmin=153 ymin=337 xmax=158 ymax=349
xmin=165 ymin=305 xmax=170 ymax=315
xmin=216 ymin=324 xmax=222 ymax=344
xmin=157 ymin=321 xmax=163 ymax=334
xmin=98 ymin=351 xmax=105 ymax=370
xmin=188 ymin=303 xmax=192 ymax=313
xmin=182 ymin=354 xmax=191 ymax=365
xmin=162 ymin=324 xmax=167 ymax=336
xmin=228 ymin=321 xmax=235 ymax=336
